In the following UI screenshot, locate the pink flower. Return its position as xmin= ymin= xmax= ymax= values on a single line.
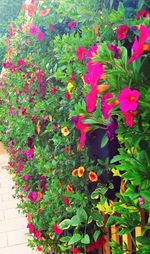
xmin=101 ymin=93 xmax=118 ymax=120
xmin=136 ymin=10 xmax=149 ymax=20
xmin=49 ymin=25 xmax=54 ymax=31
xmin=122 ymin=111 xmax=135 ymax=128
xmin=37 ymin=71 xmax=43 ymax=83
xmin=128 ymin=25 xmax=150 ymax=64
xmin=28 ymin=192 xmax=37 ymax=202
xmin=50 ymin=87 xmax=57 ymax=94
xmin=17 ymin=59 xmax=26 ymax=66
xmin=34 ymin=229 xmax=41 ymax=240
xmin=84 ymin=62 xmax=104 ymax=87
xmin=116 ymin=25 xmax=128 ymax=41
xmin=71 ymin=116 xmax=89 ymax=148
xmin=118 ymin=88 xmax=140 ymax=112
xmin=76 ymin=46 xmax=86 ymax=61
xmin=87 ymin=45 xmax=98 ymax=59
xmin=52 ymin=224 xmax=63 ymax=235
xmin=37 ymin=32 xmax=45 ymax=41
xmin=68 ymin=21 xmax=76 ymax=30
xmin=65 ymin=92 xmax=71 ymax=99
xmin=39 ymin=8 xmax=50 ymax=17
xmin=27 ymin=223 xmax=35 ymax=234
xmin=23 ymin=174 xmax=29 ymax=181
xmin=138 ymin=197 xmax=144 ymax=205
xmin=86 ymin=87 xmax=98 ymax=113
xmin=30 ymin=25 xmax=39 ymax=35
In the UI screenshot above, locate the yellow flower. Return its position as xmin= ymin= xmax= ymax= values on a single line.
xmin=61 ymin=127 xmax=70 ymax=136
xmin=111 ymin=168 xmax=121 ymax=177
xmin=67 ymin=82 xmax=75 ymax=94
xmin=97 ymin=201 xmax=114 ymax=214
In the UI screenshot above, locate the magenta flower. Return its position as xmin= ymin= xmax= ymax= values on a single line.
xmin=65 ymin=92 xmax=71 ymax=99
xmin=50 ymin=87 xmax=57 ymax=94
xmin=116 ymin=25 xmax=128 ymax=41
xmin=71 ymin=116 xmax=89 ymax=148
xmin=28 ymin=191 xmax=37 ymax=202
xmin=87 ymin=45 xmax=98 ymax=59
xmin=108 ymin=44 xmax=120 ymax=58
xmin=86 ymin=88 xmax=98 ymax=113
xmin=101 ymin=93 xmax=118 ymax=120
xmin=122 ymin=111 xmax=135 ymax=128
xmin=68 ymin=21 xmax=76 ymax=30
xmin=37 ymin=32 xmax=45 ymax=41
xmin=26 ymin=148 xmax=34 ymax=159
xmin=49 ymin=25 xmax=54 ymax=31
xmin=136 ymin=10 xmax=149 ymax=20
xmin=30 ymin=25 xmax=39 ymax=35
xmin=17 ymin=59 xmax=26 ymax=66
xmin=118 ymin=88 xmax=140 ymax=112
xmin=128 ymin=25 xmax=150 ymax=64
xmin=37 ymin=71 xmax=43 ymax=83
xmin=23 ymin=174 xmax=29 ymax=181
xmin=76 ymin=46 xmax=86 ymax=61
xmin=138 ymin=197 xmax=144 ymax=205
xmin=27 ymin=223 xmax=35 ymax=234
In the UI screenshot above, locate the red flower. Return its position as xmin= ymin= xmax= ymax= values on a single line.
xmin=70 ymin=247 xmax=81 ymax=254
xmin=71 ymin=116 xmax=89 ymax=148
xmin=86 ymin=237 xmax=106 ymax=252
xmin=64 ymin=147 xmax=70 ymax=153
xmin=63 ymin=196 xmax=70 ymax=206
xmin=65 ymin=92 xmax=71 ymax=99
xmin=89 ymin=171 xmax=98 ymax=182
xmin=52 ymin=224 xmax=63 ymax=235
xmin=76 ymin=46 xmax=86 ymax=61
xmin=22 ymin=107 xmax=27 ymax=116
xmin=122 ymin=111 xmax=135 ymax=128
xmin=37 ymin=246 xmax=42 ymax=251
xmin=50 ymin=87 xmax=57 ymax=94
xmin=136 ymin=10 xmax=149 ymax=20
xmin=116 ymin=25 xmax=128 ymax=41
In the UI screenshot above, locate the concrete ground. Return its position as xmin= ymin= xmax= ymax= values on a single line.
xmin=0 ymin=143 xmax=37 ymax=254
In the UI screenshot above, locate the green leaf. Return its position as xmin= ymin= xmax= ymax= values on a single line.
xmin=68 ymin=234 xmax=82 ymax=245
xmin=91 ymin=190 xmax=100 ymax=199
xmin=77 ymin=207 xmax=87 ymax=222
xmin=91 ymin=210 xmax=103 ymax=222
xmin=81 ymin=234 xmax=90 ymax=244
xmin=93 ymin=230 xmax=100 ymax=242
xmin=101 ymin=134 xmax=108 ymax=148
xmin=106 ymin=216 xmax=116 ymax=228
xmin=140 ymin=191 xmax=150 ymax=202
xmin=59 ymin=219 xmax=71 ymax=230
xmin=60 ymin=236 xmax=71 ymax=243
xmin=70 ymin=215 xmax=80 ymax=226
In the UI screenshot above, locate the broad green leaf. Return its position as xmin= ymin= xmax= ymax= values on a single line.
xmin=81 ymin=234 xmax=90 ymax=244
xmin=68 ymin=234 xmax=82 ymax=245
xmin=59 ymin=219 xmax=71 ymax=230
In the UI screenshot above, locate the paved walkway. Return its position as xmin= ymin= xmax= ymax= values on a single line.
xmin=0 ymin=143 xmax=37 ymax=254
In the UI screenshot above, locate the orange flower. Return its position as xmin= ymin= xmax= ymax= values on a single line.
xmin=27 ymin=213 xmax=32 ymax=222
xmin=143 ymin=43 xmax=150 ymax=51
xmin=37 ymin=191 xmax=43 ymax=201
xmin=66 ymin=184 xmax=73 ymax=193
xmin=89 ymin=171 xmax=98 ymax=182
xmin=38 ymin=208 xmax=43 ymax=214
xmin=72 ymin=168 xmax=78 ymax=176
xmin=39 ymin=8 xmax=50 ymax=17
xmin=78 ymin=166 xmax=85 ymax=177
xmin=21 ymin=73 xmax=26 ymax=78
xmin=61 ymin=127 xmax=70 ymax=136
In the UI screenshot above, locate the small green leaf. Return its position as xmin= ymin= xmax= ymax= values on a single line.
xmin=81 ymin=234 xmax=90 ymax=244
xmin=93 ymin=230 xmax=100 ymax=241
xmin=70 ymin=215 xmax=80 ymax=226
xmin=59 ymin=219 xmax=71 ymax=230
xmin=101 ymin=134 xmax=108 ymax=148
xmin=68 ymin=234 xmax=82 ymax=245
xmin=77 ymin=207 xmax=87 ymax=222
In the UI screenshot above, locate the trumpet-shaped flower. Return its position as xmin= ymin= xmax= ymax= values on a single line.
xmin=118 ymin=88 xmax=140 ymax=112
xmin=128 ymin=25 xmax=150 ymax=64
xmin=76 ymin=46 xmax=86 ymax=61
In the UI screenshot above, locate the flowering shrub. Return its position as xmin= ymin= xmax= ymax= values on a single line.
xmin=0 ymin=0 xmax=150 ymax=253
